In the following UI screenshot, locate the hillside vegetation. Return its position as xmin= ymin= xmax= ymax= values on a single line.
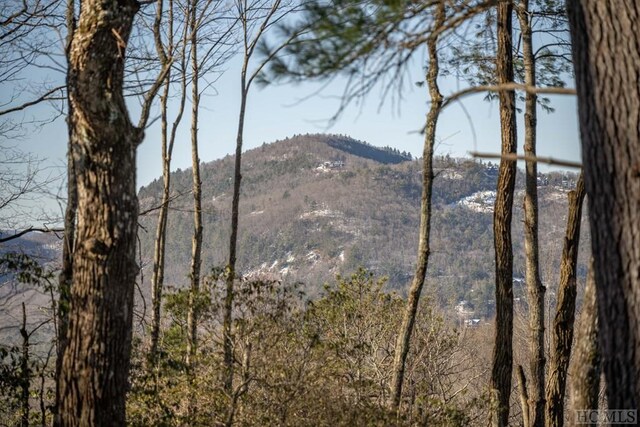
xmin=138 ymin=133 xmax=588 ymax=317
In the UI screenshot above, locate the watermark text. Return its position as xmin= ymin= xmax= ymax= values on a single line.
xmin=575 ymin=410 xmax=637 ymax=425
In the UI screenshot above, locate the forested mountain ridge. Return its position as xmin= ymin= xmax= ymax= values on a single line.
xmin=138 ymin=133 xmax=588 ymax=316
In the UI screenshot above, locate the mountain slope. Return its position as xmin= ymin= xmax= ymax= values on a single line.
xmin=137 ymin=133 xmax=589 ymax=315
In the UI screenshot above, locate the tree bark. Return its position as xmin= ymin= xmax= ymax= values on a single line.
xmin=516 ymin=3 xmax=545 ymax=426
xmin=149 ymin=0 xmax=187 ymax=370
xmin=224 ymin=76 xmax=247 ymax=394
xmin=20 ymin=303 xmax=30 ymax=427
xmin=55 ymin=0 xmax=76 ymax=420
xmin=149 ymin=83 xmax=170 ymax=368
xmin=546 ymin=173 xmax=586 ymax=427
xmin=491 ymin=1 xmax=517 ymax=425
xmin=566 ymin=0 xmax=640 ymax=409
xmin=569 ymin=259 xmax=600 ymax=426
xmin=389 ymin=0 xmax=444 ymax=411
xmin=224 ymin=12 xmax=253 ymax=393
xmin=56 ymin=0 xmax=142 ymax=423
xmin=517 ymin=365 xmax=531 ymax=427
xmin=222 ymin=0 xmax=284 ymax=397
xmin=149 ymin=0 xmax=171 ymax=369
xmin=186 ymin=0 xmax=203 ymax=407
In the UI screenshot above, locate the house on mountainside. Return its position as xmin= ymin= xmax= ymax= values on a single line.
xmin=316 ymin=160 xmax=345 ymax=172
xmin=464 ymin=318 xmax=481 ymax=328
xmin=484 ymin=164 xmax=499 ymax=178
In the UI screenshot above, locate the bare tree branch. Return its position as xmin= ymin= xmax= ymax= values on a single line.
xmin=469 ymin=151 xmax=582 ymax=169
xmin=442 ymin=83 xmax=575 ymax=109
xmin=137 ymin=59 xmax=173 ymax=130
xmin=0 ymin=226 xmax=64 ymax=243
xmin=0 ymin=85 xmax=65 ymax=116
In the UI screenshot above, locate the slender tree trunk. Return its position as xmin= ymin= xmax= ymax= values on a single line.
xmin=39 ymin=346 xmax=52 ymax=427
xmin=55 ymin=0 xmax=76 ymax=420
xmin=186 ymin=0 xmax=203 ymax=413
xmin=569 ymin=259 xmax=600 ymax=426
xmin=491 ymin=1 xmax=517 ymax=425
xmin=566 ymin=0 xmax=640 ymax=408
xmin=20 ymin=303 xmax=30 ymax=427
xmin=149 ymin=0 xmax=170 ymax=368
xmin=56 ymin=0 xmax=142 ymax=423
xmin=149 ymin=0 xmax=187 ymax=369
xmin=516 ymin=3 xmax=545 ymax=426
xmin=220 ymin=0 xmax=285 ymax=397
xmin=224 ymin=20 xmax=253 ymax=390
xmin=517 ymin=365 xmax=531 ymax=427
xmin=224 ymin=76 xmax=247 ymax=394
xmin=546 ymin=173 xmax=585 ymax=427
xmin=389 ymin=1 xmax=444 ymax=411
xmin=149 ymin=81 xmax=171 ymax=367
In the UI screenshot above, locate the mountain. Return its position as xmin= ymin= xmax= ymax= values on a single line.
xmin=0 ymin=232 xmax=60 ymax=347
xmin=137 ymin=133 xmax=589 ymax=317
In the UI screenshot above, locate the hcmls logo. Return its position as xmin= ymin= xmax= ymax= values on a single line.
xmin=575 ymin=410 xmax=637 ymax=425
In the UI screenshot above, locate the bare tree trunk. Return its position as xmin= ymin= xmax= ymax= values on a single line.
xmin=224 ymin=76 xmax=247 ymax=394
xmin=221 ymin=0 xmax=286 ymax=398
xmin=55 ymin=0 xmax=76 ymax=420
xmin=149 ymin=0 xmax=186 ymax=369
xmin=516 ymin=3 xmax=545 ymax=426
xmin=39 ymin=346 xmax=53 ymax=427
xmin=546 ymin=173 xmax=586 ymax=427
xmin=56 ymin=0 xmax=143 ymax=423
xmin=149 ymin=0 xmax=170 ymax=368
xmin=20 ymin=303 xmax=30 ymax=427
xmin=186 ymin=0 xmax=203 ymax=416
xmin=569 ymin=259 xmax=600 ymax=425
xmin=491 ymin=1 xmax=517 ymax=425
xmin=517 ymin=365 xmax=531 ymax=427
xmin=566 ymin=0 xmax=640 ymax=408
xmin=389 ymin=1 xmax=444 ymax=411
xmin=223 ymin=10 xmax=254 ymax=391
xmin=149 ymin=78 xmax=170 ymax=367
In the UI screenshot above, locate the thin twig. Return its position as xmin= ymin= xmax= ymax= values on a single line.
xmin=0 ymin=227 xmax=64 ymax=243
xmin=0 ymin=86 xmax=65 ymax=117
xmin=442 ymin=83 xmax=575 ymax=109
xmin=139 ymin=189 xmax=191 ymax=216
xmin=469 ymin=151 xmax=582 ymax=169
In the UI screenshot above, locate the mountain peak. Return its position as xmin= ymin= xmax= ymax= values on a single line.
xmin=276 ymin=133 xmax=413 ymax=164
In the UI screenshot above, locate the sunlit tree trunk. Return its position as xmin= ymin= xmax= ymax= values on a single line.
xmin=517 ymin=365 xmax=531 ymax=427
xmin=225 ymin=3 xmax=254 ymax=395
xmin=566 ymin=0 xmax=640 ymax=408
xmin=491 ymin=1 xmax=517 ymax=425
xmin=149 ymin=0 xmax=187 ymax=371
xmin=223 ymin=0 xmax=286 ymax=400
xmin=546 ymin=173 xmax=585 ymax=427
xmin=56 ymin=0 xmax=142 ymax=423
xmin=224 ymin=67 xmax=247 ymax=394
xmin=186 ymin=0 xmax=203 ymax=417
xmin=390 ymin=0 xmax=444 ymax=411
xmin=516 ymin=2 xmax=545 ymax=426
xmin=149 ymin=0 xmax=170 ymax=369
xmin=569 ymin=259 xmax=600 ymax=426
xmin=55 ymin=0 xmax=76 ymax=420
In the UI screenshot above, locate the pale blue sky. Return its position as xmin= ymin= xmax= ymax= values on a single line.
xmin=11 ymin=41 xmax=581 ymax=225
xmin=2 ymin=1 xmax=582 ymax=229
xmin=132 ymin=53 xmax=581 ymax=189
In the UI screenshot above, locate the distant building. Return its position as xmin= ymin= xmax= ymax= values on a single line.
xmin=537 ymin=176 xmax=549 ymax=186
xmin=455 ymin=300 xmax=475 ymax=316
xmin=484 ymin=164 xmax=499 ymax=178
xmin=316 ymin=160 xmax=345 ymax=172
xmin=464 ymin=318 xmax=482 ymax=327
